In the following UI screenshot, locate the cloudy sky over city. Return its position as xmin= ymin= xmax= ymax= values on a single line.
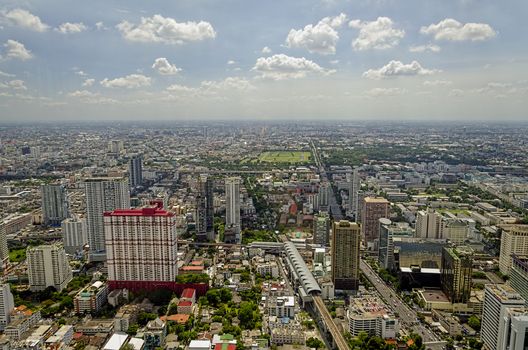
xmin=0 ymin=0 xmax=527 ymax=121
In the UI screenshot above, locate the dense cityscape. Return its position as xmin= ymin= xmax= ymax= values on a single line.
xmin=0 ymin=122 xmax=526 ymax=350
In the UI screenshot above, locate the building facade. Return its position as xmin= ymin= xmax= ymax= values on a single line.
xmin=128 ymin=155 xmax=143 ymax=189
xmin=347 ymin=296 xmax=399 ymax=339
xmin=360 ymin=197 xmax=389 ymax=249
xmin=105 ymin=205 xmax=178 ymax=290
xmin=510 ymin=255 xmax=528 ymax=307
xmin=85 ymin=177 xmax=130 ymax=259
xmin=27 ymin=244 xmax=72 ymax=292
xmin=481 ymin=284 xmax=526 ymax=350
xmin=378 ymin=218 xmax=395 ymax=271
xmin=225 ymin=177 xmax=241 ymax=240
xmin=440 ymin=246 xmax=473 ymax=304
xmin=0 ymin=284 xmax=14 ymax=331
xmin=332 ymin=220 xmax=361 ymax=291
xmin=499 ymin=225 xmax=528 ymax=275
xmin=74 ymin=281 xmax=108 ymax=314
xmin=196 ymin=175 xmax=214 ymax=241
xmin=313 ymin=212 xmax=330 ymax=246
xmin=41 ymin=184 xmax=69 ymax=226
xmin=61 ymin=217 xmax=87 ymax=255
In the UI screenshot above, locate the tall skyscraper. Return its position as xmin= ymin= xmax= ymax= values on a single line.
xmin=0 ymin=284 xmax=14 ymax=331
xmin=104 ymin=204 xmax=178 ymax=291
xmin=481 ymin=284 xmax=526 ymax=350
xmin=318 ymin=182 xmax=330 ymax=211
xmin=378 ymin=218 xmax=395 ymax=271
xmin=41 ymin=184 xmax=69 ymax=226
xmin=225 ymin=177 xmax=241 ymax=239
xmin=360 ymin=197 xmax=390 ymax=249
xmin=350 ymin=168 xmax=360 ymax=219
xmin=440 ymin=246 xmax=473 ymax=304
xmin=61 ymin=217 xmax=87 ymax=255
xmin=27 ymin=244 xmax=72 ymax=292
xmin=498 ymin=308 xmax=528 ymax=350
xmin=128 ymin=155 xmax=143 ymax=188
xmin=84 ymin=177 xmax=130 ymax=259
xmin=499 ymin=225 xmax=528 ymax=275
xmin=0 ymin=222 xmax=9 ymax=271
xmin=332 ymin=220 xmax=361 ymax=291
xmin=415 ymin=209 xmax=442 ymax=239
xmin=510 ymin=255 xmax=528 ymax=306
xmin=313 ymin=212 xmax=330 ymax=246
xmin=196 ymin=174 xmax=214 ymax=241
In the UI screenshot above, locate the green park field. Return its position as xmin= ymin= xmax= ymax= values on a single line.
xmin=258 ymin=151 xmax=312 ymax=164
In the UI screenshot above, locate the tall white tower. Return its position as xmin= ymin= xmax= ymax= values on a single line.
xmin=27 ymin=244 xmax=72 ymax=292
xmin=225 ymin=177 xmax=241 ymax=236
xmin=41 ymin=184 xmax=69 ymax=226
xmin=84 ymin=177 xmax=130 ymax=260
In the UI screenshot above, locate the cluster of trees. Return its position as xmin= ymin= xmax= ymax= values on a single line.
xmin=241 ymin=229 xmax=275 ymax=244
xmin=175 ymin=273 xmax=209 ymax=284
xmin=344 ymin=331 xmax=425 ymax=350
xmin=202 ymin=288 xmax=232 ymax=307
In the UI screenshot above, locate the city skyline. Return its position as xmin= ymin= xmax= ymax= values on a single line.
xmin=0 ymin=0 xmax=527 ymax=121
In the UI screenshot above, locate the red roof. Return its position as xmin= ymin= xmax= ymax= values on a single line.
xmin=181 ymin=288 xmax=196 ymax=299
xmin=181 ymin=265 xmax=204 ymax=271
xmin=178 ymin=300 xmax=193 ymax=306
xmin=214 ymin=344 xmax=236 ymax=350
xmin=104 ymin=207 xmax=174 ymax=217
xmin=160 ymin=314 xmax=190 ymax=324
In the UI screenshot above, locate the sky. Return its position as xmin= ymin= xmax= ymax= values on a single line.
xmin=0 ymin=0 xmax=527 ymax=122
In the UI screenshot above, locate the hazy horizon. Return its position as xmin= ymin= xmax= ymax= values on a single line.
xmin=1 ymin=0 xmax=527 ymax=122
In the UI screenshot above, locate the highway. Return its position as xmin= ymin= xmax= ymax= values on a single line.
xmin=360 ymin=260 xmax=440 ymax=344
xmin=313 ymin=295 xmax=350 ymax=350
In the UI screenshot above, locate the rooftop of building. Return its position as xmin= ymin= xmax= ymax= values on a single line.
xmin=486 ymin=284 xmax=525 ymax=302
xmin=103 ymin=206 xmax=173 ymax=217
xmin=181 ymin=288 xmax=196 ymax=299
xmin=364 ymin=197 xmax=390 ymax=204
xmin=348 ymin=296 xmax=394 ymax=319
xmin=419 ymin=289 xmax=449 ymax=303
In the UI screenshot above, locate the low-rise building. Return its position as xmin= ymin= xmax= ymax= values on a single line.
xmin=270 ymin=322 xmax=305 ymax=345
xmin=266 ymin=296 xmax=295 ymax=319
xmin=256 ymin=262 xmax=279 ymax=278
xmin=347 ymin=296 xmax=399 ymax=339
xmin=144 ymin=318 xmax=166 ymax=350
xmin=177 ymin=301 xmax=193 ymax=315
xmin=74 ymin=281 xmax=108 ymax=314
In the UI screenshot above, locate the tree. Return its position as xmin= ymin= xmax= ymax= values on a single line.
xmin=238 ymin=301 xmax=259 ymax=329
xmin=468 ymin=315 xmax=481 ymax=331
xmin=306 ymin=337 xmax=325 ymax=349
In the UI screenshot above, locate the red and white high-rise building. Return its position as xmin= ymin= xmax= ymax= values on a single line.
xmin=104 ymin=204 xmax=178 ymax=291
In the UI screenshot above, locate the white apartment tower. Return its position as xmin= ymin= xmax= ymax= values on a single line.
xmin=481 ymin=284 xmax=526 ymax=350
xmin=61 ymin=217 xmax=87 ymax=254
xmin=225 ymin=177 xmax=241 ymax=237
xmin=27 ymin=244 xmax=72 ymax=292
xmin=104 ymin=205 xmax=178 ymax=290
xmin=0 ymin=284 xmax=14 ymax=331
xmin=0 ymin=222 xmax=9 ymax=271
xmin=84 ymin=177 xmax=130 ymax=259
xmin=41 ymin=184 xmax=69 ymax=226
xmin=499 ymin=225 xmax=528 ymax=275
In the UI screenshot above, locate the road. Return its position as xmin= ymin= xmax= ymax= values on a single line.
xmin=360 ymin=260 xmax=440 ymax=344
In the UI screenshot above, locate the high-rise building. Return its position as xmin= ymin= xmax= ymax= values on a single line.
xmin=0 ymin=222 xmax=9 ymax=271
xmin=107 ymin=140 xmax=124 ymax=154
xmin=509 ymin=255 xmax=528 ymax=307
xmin=196 ymin=175 xmax=214 ymax=241
xmin=440 ymin=246 xmax=473 ymax=304
xmin=41 ymin=184 xmax=69 ymax=226
xmin=128 ymin=155 xmax=143 ymax=188
xmin=27 ymin=244 xmax=72 ymax=292
xmin=104 ymin=205 xmax=178 ymax=291
xmin=318 ymin=182 xmax=330 ymax=211
xmin=313 ymin=212 xmax=330 ymax=246
xmin=499 ymin=225 xmax=528 ymax=275
xmin=415 ymin=209 xmax=442 ymax=239
xmin=498 ymin=308 xmax=528 ymax=350
xmin=61 ymin=217 xmax=87 ymax=255
xmin=378 ymin=218 xmax=395 ymax=271
xmin=350 ymin=169 xmax=360 ymax=219
xmin=481 ymin=284 xmax=525 ymax=350
xmin=84 ymin=177 xmax=130 ymax=259
xmin=332 ymin=220 xmax=361 ymax=291
xmin=0 ymin=284 xmax=14 ymax=331
xmin=360 ymin=197 xmax=390 ymax=249
xmin=225 ymin=177 xmax=241 ymax=241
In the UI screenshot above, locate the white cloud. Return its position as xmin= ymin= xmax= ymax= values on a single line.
xmin=152 ymin=58 xmax=182 ymax=75
xmin=0 ymin=70 xmax=15 ymax=77
xmin=56 ymin=22 xmax=87 ymax=34
xmin=100 ymin=74 xmax=151 ymax=88
xmin=449 ymin=89 xmax=464 ymax=97
xmin=68 ymin=90 xmax=117 ymax=104
xmin=3 ymin=40 xmax=33 ymax=60
xmin=253 ymin=54 xmax=334 ymax=80
xmin=227 ymin=60 xmax=236 ymax=65
xmin=75 ymin=70 xmax=87 ymax=76
xmin=8 ymin=79 xmax=27 ymax=90
xmin=363 ymin=60 xmax=439 ymax=79
xmin=2 ymin=8 xmax=49 ymax=32
xmin=365 ymin=87 xmax=406 ymax=97
xmin=423 ymin=80 xmax=452 ymax=86
xmin=95 ymin=21 xmax=107 ymax=30
xmin=420 ymin=19 xmax=496 ymax=41
xmin=201 ymin=77 xmax=255 ymax=92
xmin=166 ymin=84 xmax=199 ymax=94
xmin=261 ymin=46 xmax=272 ymax=54
xmin=82 ymin=78 xmax=95 ymax=87
xmin=116 ymin=15 xmax=216 ymax=44
xmin=349 ymin=17 xmax=404 ymax=51
xmin=409 ymin=44 xmax=441 ymax=53
xmin=285 ymin=13 xmax=346 ymax=55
